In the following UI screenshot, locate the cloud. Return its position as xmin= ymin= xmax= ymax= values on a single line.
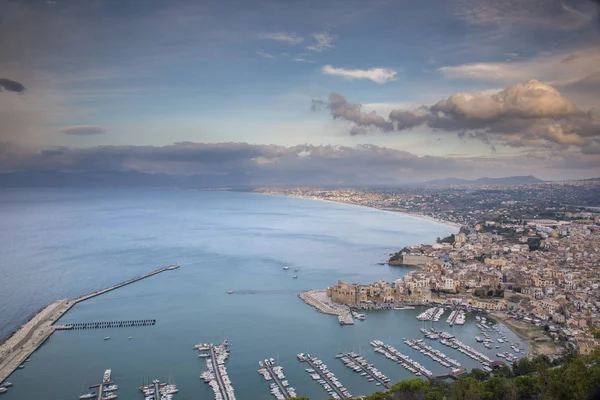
xmin=256 ymin=49 xmax=276 ymax=59
xmin=305 ymin=33 xmax=333 ymax=52
xmin=0 ymin=78 xmax=26 ymax=94
xmin=454 ymin=0 xmax=597 ymax=31
xmin=322 ymin=93 xmax=394 ymax=132
xmin=1 ymin=141 xmax=598 ymax=183
xmin=315 ymin=80 xmax=600 ymax=152
xmin=321 ymin=65 xmax=397 ymax=84
xmin=59 ymin=126 xmax=108 ymax=135
xmin=259 ymin=32 xmax=303 ymax=45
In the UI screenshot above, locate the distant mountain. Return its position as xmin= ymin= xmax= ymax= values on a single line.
xmin=419 ymin=175 xmax=543 ymax=187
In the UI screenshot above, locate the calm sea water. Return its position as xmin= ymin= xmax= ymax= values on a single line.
xmin=0 ymin=188 xmax=526 ymax=400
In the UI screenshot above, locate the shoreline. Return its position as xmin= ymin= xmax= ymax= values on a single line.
xmin=248 ymin=191 xmax=463 ymax=230
xmin=490 ymin=312 xmax=559 ymax=358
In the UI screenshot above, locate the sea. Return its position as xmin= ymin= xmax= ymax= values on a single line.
xmin=0 ymin=188 xmax=527 ymax=400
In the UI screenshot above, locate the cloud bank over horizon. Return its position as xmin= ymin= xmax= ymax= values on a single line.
xmin=0 ymin=141 xmax=598 ymax=185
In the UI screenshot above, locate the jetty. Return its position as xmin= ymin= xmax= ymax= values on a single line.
xmin=199 ymin=341 xmax=236 ymax=400
xmin=371 ymin=340 xmax=433 ymax=379
xmin=339 ymin=352 xmax=391 ymax=389
xmin=299 ymin=290 xmax=354 ymax=325
xmin=55 ymin=319 xmax=156 ymax=330
xmin=297 ymin=353 xmax=351 ymax=399
xmin=0 ymin=265 xmax=179 ymax=384
xmin=258 ymin=358 xmax=297 ymax=399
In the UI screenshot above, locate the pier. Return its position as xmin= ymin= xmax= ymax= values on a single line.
xmin=55 ymin=319 xmax=156 ymax=330
xmin=299 ymin=290 xmax=354 ymax=325
xmin=371 ymin=340 xmax=433 ymax=378
xmin=258 ymin=359 xmax=297 ymax=399
xmin=199 ymin=342 xmax=236 ymax=400
xmin=404 ymin=339 xmax=462 ymax=369
xmin=0 ymin=265 xmax=179 ymax=384
xmin=339 ymin=352 xmax=390 ymax=389
xmin=298 ymin=354 xmax=351 ymax=399
xmin=210 ymin=346 xmax=230 ymax=400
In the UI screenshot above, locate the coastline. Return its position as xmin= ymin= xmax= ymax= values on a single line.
xmin=249 ymin=191 xmax=463 ymax=230
xmin=490 ymin=312 xmax=559 ymax=357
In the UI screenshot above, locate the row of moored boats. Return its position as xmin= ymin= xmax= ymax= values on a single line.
xmin=297 ymin=353 xmax=351 ymax=399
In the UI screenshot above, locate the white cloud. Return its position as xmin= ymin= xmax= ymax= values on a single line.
xmin=305 ymin=33 xmax=333 ymax=52
xmin=321 ymin=65 xmax=397 ymax=84
xmin=259 ymin=32 xmax=303 ymax=45
xmin=256 ymin=49 xmax=276 ymax=59
xmin=438 ymin=46 xmax=600 ymax=86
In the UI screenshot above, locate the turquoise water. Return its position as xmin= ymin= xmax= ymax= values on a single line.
xmin=0 ymin=189 xmax=525 ymax=400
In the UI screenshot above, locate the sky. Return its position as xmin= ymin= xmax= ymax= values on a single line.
xmin=1 ymin=0 xmax=599 ymax=184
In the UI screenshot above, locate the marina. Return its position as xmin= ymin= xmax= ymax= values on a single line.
xmin=404 ymin=339 xmax=463 ymax=370
xmin=199 ymin=341 xmax=236 ymax=400
xmin=416 ymin=307 xmax=445 ymax=322
xmin=446 ymin=309 xmax=465 ymax=325
xmin=257 ymin=358 xmax=297 ymax=399
xmin=138 ymin=378 xmax=179 ymax=400
xmin=297 ymin=353 xmax=351 ymax=399
xmin=371 ymin=340 xmax=433 ymax=378
xmin=338 ymin=352 xmax=391 ymax=389
xmin=82 ymin=369 xmax=118 ymax=400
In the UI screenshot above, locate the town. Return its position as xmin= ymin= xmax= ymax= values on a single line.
xmin=267 ymin=182 xmax=600 ymax=358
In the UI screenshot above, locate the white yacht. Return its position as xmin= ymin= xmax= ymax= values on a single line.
xmin=283 ymin=266 xmax=289 ymax=270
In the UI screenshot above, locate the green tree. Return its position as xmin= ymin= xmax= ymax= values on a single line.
xmin=452 ymin=377 xmax=483 ymax=400
xmin=512 ymin=358 xmax=535 ymax=377
xmin=514 ymin=376 xmax=540 ymax=400
xmin=365 ymin=392 xmax=392 ymax=400
xmin=493 ymin=365 xmax=513 ymax=378
xmin=468 ymin=368 xmax=491 ymax=381
xmin=390 ymin=378 xmax=429 ymax=400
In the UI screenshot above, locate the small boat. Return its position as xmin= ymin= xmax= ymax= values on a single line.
xmin=283 ymin=266 xmax=289 ymax=270
xmin=0 ymin=383 xmax=11 ymax=388
xmin=128 ymin=336 xmax=132 ymax=340
xmin=227 ymin=290 xmax=233 ymax=294
xmin=104 ymin=337 xmax=111 ymax=340
xmin=79 ymin=393 xmax=96 ymax=399
xmin=292 ymin=275 xmax=298 ymax=279
xmin=0 ymin=388 xmax=7 ymax=394
xmin=294 ymin=268 xmax=300 ymax=272
xmin=17 ymin=365 xmax=24 ymax=369
xmin=24 ymin=359 xmax=31 ymax=362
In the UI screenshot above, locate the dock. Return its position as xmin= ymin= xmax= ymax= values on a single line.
xmin=298 ymin=353 xmax=351 ymax=399
xmin=404 ymin=339 xmax=462 ymax=369
xmin=339 ymin=352 xmax=391 ymax=389
xmin=371 ymin=340 xmax=433 ymax=378
xmin=258 ymin=359 xmax=297 ymax=399
xmin=299 ymin=290 xmax=354 ymax=325
xmin=0 ymin=265 xmax=179 ymax=384
xmin=55 ymin=319 xmax=156 ymax=330
xmin=199 ymin=342 xmax=236 ymax=400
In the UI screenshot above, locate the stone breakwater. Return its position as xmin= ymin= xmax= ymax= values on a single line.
xmin=0 ymin=299 xmax=73 ymax=384
xmin=299 ymin=290 xmax=354 ymax=324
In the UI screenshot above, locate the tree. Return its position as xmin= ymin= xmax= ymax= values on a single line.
xmin=512 ymin=358 xmax=535 ymax=377
xmin=468 ymin=368 xmax=491 ymax=381
xmin=390 ymin=378 xmax=429 ymax=400
xmin=514 ymin=376 xmax=540 ymax=400
xmin=365 ymin=392 xmax=392 ymax=400
xmin=493 ymin=365 xmax=513 ymax=378
xmin=487 ymin=290 xmax=494 ymax=297
xmin=452 ymin=377 xmax=483 ymax=400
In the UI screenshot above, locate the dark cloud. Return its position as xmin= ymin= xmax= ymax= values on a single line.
xmin=60 ymin=126 xmax=108 ymax=135
xmin=324 ymin=93 xmax=393 ymax=132
xmin=0 ymin=141 xmax=598 ymax=183
xmin=316 ymin=80 xmax=600 ymax=152
xmin=0 ymin=78 xmax=26 ymax=94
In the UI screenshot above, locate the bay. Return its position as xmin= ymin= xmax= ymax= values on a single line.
xmin=0 ymin=188 xmax=525 ymax=400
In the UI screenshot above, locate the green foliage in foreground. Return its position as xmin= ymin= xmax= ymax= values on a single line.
xmin=299 ymin=348 xmax=600 ymax=400
xmin=360 ymin=348 xmax=600 ymax=400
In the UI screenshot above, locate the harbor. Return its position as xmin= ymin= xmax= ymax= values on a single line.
xmin=297 ymin=353 xmax=351 ymax=399
xmin=199 ymin=341 xmax=236 ymax=400
xmin=257 ymin=358 xmax=297 ymax=399
xmin=337 ymin=352 xmax=391 ymax=389
xmin=298 ymin=290 xmax=354 ymax=325
xmin=0 ymin=265 xmax=179 ymax=386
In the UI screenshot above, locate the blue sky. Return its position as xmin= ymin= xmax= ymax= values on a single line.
xmin=1 ymin=0 xmax=599 ymax=182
